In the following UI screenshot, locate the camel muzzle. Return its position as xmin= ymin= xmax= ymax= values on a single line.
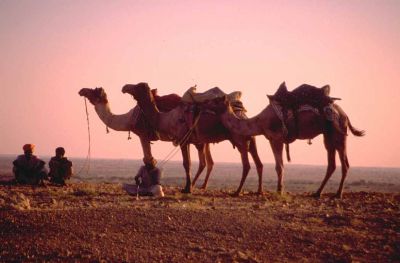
xmin=121 ymin=85 xmax=133 ymax=94
xmin=78 ymin=89 xmax=88 ymax=96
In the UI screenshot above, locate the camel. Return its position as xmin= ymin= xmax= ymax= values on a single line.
xmin=122 ymin=83 xmax=264 ymax=195
xmin=205 ymin=86 xmax=365 ymax=198
xmin=78 ymin=87 xmax=214 ymax=183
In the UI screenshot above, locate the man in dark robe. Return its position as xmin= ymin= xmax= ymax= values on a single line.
xmin=13 ymin=144 xmax=47 ymax=185
xmin=48 ymin=147 xmax=73 ymax=186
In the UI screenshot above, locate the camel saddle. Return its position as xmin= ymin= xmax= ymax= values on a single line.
xmin=180 ymin=86 xmax=246 ymax=141
xmin=152 ymin=89 xmax=182 ymax=112
xmin=182 ymin=86 xmax=242 ymax=105
xmin=268 ymin=82 xmax=345 ymax=137
xmin=267 ymin=82 xmax=339 ymax=111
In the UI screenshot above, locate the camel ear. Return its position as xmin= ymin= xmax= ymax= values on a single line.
xmin=321 ymin=85 xmax=330 ymax=96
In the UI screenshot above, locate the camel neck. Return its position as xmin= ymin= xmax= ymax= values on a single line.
xmin=135 ymin=97 xmax=160 ymax=129
xmin=94 ymin=103 xmax=133 ymax=131
xmin=221 ymin=109 xmax=264 ymax=137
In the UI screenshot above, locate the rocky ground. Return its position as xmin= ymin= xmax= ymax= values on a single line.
xmin=0 ymin=182 xmax=399 ymax=262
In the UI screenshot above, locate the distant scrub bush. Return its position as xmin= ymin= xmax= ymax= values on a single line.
xmin=72 ymin=185 xmax=97 ymax=196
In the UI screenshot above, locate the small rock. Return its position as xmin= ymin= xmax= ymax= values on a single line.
xmin=237 ymin=251 xmax=248 ymax=260
xmin=342 ymin=244 xmax=351 ymax=251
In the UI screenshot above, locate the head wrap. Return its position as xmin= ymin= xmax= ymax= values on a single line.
xmin=23 ymin=144 xmax=35 ymax=152
xmin=56 ymin=147 xmax=65 ymax=155
xmin=143 ymin=157 xmax=157 ymax=167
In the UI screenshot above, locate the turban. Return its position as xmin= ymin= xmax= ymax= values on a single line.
xmin=56 ymin=147 xmax=65 ymax=155
xmin=23 ymin=144 xmax=35 ymax=152
xmin=143 ymin=157 xmax=157 ymax=167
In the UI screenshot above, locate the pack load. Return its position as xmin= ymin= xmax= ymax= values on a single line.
xmin=267 ymin=82 xmax=344 ymax=137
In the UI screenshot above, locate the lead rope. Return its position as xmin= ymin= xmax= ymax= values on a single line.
xmin=271 ymin=101 xmax=288 ymax=136
xmin=158 ymin=111 xmax=202 ymax=168
xmin=76 ymin=98 xmax=91 ymax=176
xmin=271 ymin=101 xmax=291 ymax=162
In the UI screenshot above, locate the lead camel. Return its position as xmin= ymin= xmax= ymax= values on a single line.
xmin=79 ymin=87 xmax=214 ymax=183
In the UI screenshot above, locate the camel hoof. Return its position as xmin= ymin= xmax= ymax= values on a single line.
xmin=257 ymin=190 xmax=264 ymax=196
xmin=231 ymin=191 xmax=241 ymax=197
xmin=200 ymin=184 xmax=208 ymax=190
xmin=311 ymin=192 xmax=321 ymax=198
xmin=332 ymin=193 xmax=343 ymax=199
xmin=181 ymin=188 xmax=191 ymax=194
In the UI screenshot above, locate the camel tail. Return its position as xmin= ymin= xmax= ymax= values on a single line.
xmin=285 ymin=143 xmax=291 ymax=162
xmin=348 ymin=118 xmax=365 ymax=137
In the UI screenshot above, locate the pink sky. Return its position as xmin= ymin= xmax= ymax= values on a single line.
xmin=1 ymin=0 xmax=399 ymax=167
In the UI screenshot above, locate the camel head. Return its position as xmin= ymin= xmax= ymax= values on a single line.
xmin=122 ymin=82 xmax=156 ymax=105
xmin=78 ymin=87 xmax=108 ymax=105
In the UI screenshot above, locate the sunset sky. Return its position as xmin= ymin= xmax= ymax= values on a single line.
xmin=1 ymin=0 xmax=399 ymax=168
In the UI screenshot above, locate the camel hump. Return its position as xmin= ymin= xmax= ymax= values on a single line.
xmin=182 ymin=86 xmax=241 ymax=104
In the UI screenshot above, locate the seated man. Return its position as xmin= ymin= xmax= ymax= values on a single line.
xmin=48 ymin=147 xmax=73 ymax=186
xmin=13 ymin=144 xmax=47 ymax=185
xmin=123 ymin=158 xmax=164 ymax=197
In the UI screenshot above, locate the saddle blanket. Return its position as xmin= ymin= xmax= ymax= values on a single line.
xmin=182 ymin=86 xmax=242 ymax=104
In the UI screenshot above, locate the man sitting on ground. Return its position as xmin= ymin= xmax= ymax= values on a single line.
xmin=13 ymin=144 xmax=47 ymax=185
xmin=48 ymin=147 xmax=73 ymax=186
xmin=124 ymin=158 xmax=164 ymax=197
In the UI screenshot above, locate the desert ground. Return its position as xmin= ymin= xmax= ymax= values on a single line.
xmin=0 ymin=179 xmax=399 ymax=262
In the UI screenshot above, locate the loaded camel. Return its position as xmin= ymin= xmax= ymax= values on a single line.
xmin=122 ymin=82 xmax=264 ymax=195
xmin=205 ymin=83 xmax=365 ymax=198
xmin=78 ymin=87 xmax=214 ymax=183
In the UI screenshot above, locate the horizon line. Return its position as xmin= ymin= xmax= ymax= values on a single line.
xmin=0 ymin=153 xmax=399 ymax=170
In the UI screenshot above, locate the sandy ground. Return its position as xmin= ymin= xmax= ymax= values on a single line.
xmin=0 ymin=182 xmax=399 ymax=262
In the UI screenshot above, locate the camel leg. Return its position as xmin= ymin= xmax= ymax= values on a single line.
xmin=313 ymin=138 xmax=336 ymax=198
xmin=269 ymin=140 xmax=284 ymax=194
xmin=180 ymin=143 xmax=192 ymax=193
xmin=201 ymin=143 xmax=214 ymax=190
xmin=139 ymin=137 xmax=153 ymax=162
xmin=233 ymin=144 xmax=251 ymax=197
xmin=192 ymin=144 xmax=206 ymax=188
xmin=249 ymin=137 xmax=264 ymax=195
xmin=335 ymin=145 xmax=349 ymax=199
